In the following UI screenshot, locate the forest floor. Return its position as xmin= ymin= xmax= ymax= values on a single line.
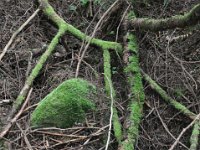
xmin=0 ymin=0 xmax=200 ymax=149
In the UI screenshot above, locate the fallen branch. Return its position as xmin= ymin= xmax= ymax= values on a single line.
xmin=129 ymin=3 xmax=200 ymax=31
xmin=103 ymin=48 xmax=123 ymax=146
xmin=121 ymin=11 xmax=145 ymax=150
xmin=0 ymin=8 xmax=40 ymax=61
xmin=189 ymin=120 xmax=200 ymax=150
xmin=141 ymin=70 xmax=197 ymax=120
xmin=8 ymin=29 xmax=67 ymax=120
xmin=39 ymin=0 xmax=122 ymax=52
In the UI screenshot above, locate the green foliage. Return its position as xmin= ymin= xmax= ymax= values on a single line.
xmin=174 ymin=88 xmax=185 ymax=99
xmin=128 ymin=11 xmax=136 ymax=20
xmin=94 ymin=0 xmax=101 ymax=5
xmin=80 ymin=0 xmax=89 ymax=6
xmin=112 ymin=67 xmax=117 ymax=74
xmin=69 ymin=5 xmax=77 ymax=11
xmin=31 ymin=78 xmax=96 ymax=128
xmin=163 ymin=0 xmax=170 ymax=9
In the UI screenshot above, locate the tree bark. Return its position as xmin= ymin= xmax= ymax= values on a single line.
xmin=129 ymin=3 xmax=200 ymax=31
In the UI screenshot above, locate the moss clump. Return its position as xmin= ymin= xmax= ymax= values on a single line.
xmin=31 ymin=78 xmax=96 ymax=128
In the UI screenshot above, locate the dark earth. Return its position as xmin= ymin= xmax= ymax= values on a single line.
xmin=0 ymin=0 xmax=200 ymax=149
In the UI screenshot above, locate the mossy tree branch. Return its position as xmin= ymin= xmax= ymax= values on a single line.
xmin=190 ymin=120 xmax=200 ymax=150
xmin=103 ymin=48 xmax=123 ymax=145
xmin=8 ymin=29 xmax=67 ymax=120
xmin=7 ymin=0 xmax=124 ymax=121
xmin=39 ymin=0 xmax=122 ymax=52
xmin=129 ymin=3 xmax=200 ymax=31
xmin=122 ymin=32 xmax=145 ymax=150
xmin=141 ymin=71 xmax=197 ymax=120
xmin=121 ymin=10 xmax=145 ymax=150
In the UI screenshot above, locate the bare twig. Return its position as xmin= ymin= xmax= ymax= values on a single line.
xmin=75 ymin=0 xmax=120 ymax=77
xmin=16 ymin=123 xmax=33 ymax=150
xmin=169 ymin=113 xmax=200 ymax=150
xmin=104 ymin=75 xmax=114 ymax=150
xmin=0 ymin=8 xmax=40 ymax=61
xmin=155 ymin=105 xmax=189 ymax=149
xmin=0 ymin=88 xmax=33 ymax=139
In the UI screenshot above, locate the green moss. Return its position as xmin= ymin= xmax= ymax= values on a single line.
xmin=40 ymin=0 xmax=122 ymax=53
xmin=103 ymin=48 xmax=112 ymax=95
xmin=103 ymin=48 xmax=123 ymax=144
xmin=11 ymin=30 xmax=66 ymax=117
xmin=122 ymin=140 xmax=134 ymax=150
xmin=190 ymin=121 xmax=200 ymax=150
xmin=43 ymin=4 xmax=54 ymax=16
xmin=31 ymin=78 xmax=96 ymax=128
xmin=14 ymin=95 xmax=25 ymax=108
xmin=128 ymin=11 xmax=136 ymax=20
xmin=143 ymin=73 xmax=196 ymax=119
xmin=113 ymin=108 xmax=123 ymax=143
xmin=122 ymin=32 xmax=145 ymax=150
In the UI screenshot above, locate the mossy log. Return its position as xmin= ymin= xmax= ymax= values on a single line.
xmin=31 ymin=78 xmax=96 ymax=128
xmin=103 ymin=48 xmax=123 ymax=144
xmin=142 ymin=71 xmax=197 ymax=120
xmin=122 ymin=32 xmax=145 ymax=150
xmin=129 ymin=3 xmax=200 ymax=31
xmin=189 ymin=120 xmax=200 ymax=150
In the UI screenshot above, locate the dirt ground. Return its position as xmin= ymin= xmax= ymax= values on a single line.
xmin=0 ymin=0 xmax=200 ymax=149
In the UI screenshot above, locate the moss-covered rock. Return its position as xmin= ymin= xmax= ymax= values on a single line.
xmin=30 ymin=78 xmax=96 ymax=128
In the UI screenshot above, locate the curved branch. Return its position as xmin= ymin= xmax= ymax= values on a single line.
xmin=39 ymin=0 xmax=122 ymax=52
xmin=129 ymin=3 xmax=200 ymax=31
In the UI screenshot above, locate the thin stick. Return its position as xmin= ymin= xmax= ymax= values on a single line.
xmin=0 ymin=9 xmax=40 ymax=61
xmin=169 ymin=113 xmax=200 ymax=150
xmin=104 ymin=75 xmax=114 ymax=150
xmin=155 ymin=105 xmax=189 ymax=149
xmin=0 ymin=88 xmax=33 ymax=138
xmin=75 ymin=0 xmax=120 ymax=77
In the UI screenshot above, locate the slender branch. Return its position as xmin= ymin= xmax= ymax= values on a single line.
xmin=75 ymin=0 xmax=121 ymax=77
xmin=141 ymin=70 xmax=197 ymax=120
xmin=104 ymin=75 xmax=114 ymax=150
xmin=129 ymin=3 xmax=200 ymax=31
xmin=0 ymin=88 xmax=33 ymax=139
xmin=0 ymin=8 xmax=40 ymax=61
